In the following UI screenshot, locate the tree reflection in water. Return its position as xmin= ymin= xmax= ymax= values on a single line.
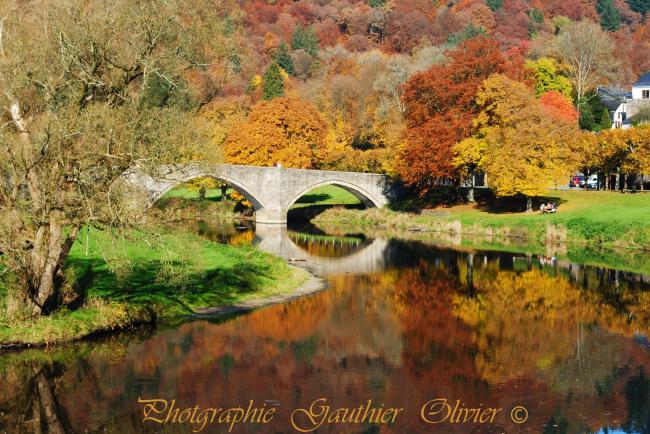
xmin=1 ymin=235 xmax=650 ymax=433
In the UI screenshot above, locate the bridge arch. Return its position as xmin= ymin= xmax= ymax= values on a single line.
xmin=125 ymin=166 xmax=269 ymax=211
xmin=150 ymin=174 xmax=266 ymax=210
xmin=286 ymin=179 xmax=383 ymax=210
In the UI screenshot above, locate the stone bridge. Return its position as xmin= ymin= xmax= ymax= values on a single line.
xmin=122 ymin=163 xmax=395 ymax=224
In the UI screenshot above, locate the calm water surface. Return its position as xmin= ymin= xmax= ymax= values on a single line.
xmin=2 ymin=222 xmax=650 ymax=434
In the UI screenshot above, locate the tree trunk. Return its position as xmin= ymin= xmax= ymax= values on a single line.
xmin=198 ymin=186 xmax=206 ymax=201
xmin=466 ymin=253 xmax=475 ymax=295
xmin=467 ymin=174 xmax=475 ymax=203
xmin=34 ymin=368 xmax=66 ymax=434
xmin=526 ymin=196 xmax=533 ymax=213
xmin=220 ymin=184 xmax=228 ymax=201
xmin=28 ymin=216 xmax=78 ymax=316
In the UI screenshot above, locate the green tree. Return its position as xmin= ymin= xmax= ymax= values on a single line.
xmin=274 ymin=41 xmax=295 ymax=76
xmin=486 ymin=0 xmax=504 ymax=11
xmin=528 ymin=8 xmax=544 ymax=35
xmin=626 ymin=0 xmax=650 ymax=14
xmin=262 ymin=62 xmax=285 ymax=100
xmin=597 ymin=0 xmax=622 ymax=31
xmin=447 ymin=23 xmax=486 ymax=45
xmin=579 ymin=94 xmax=612 ymax=131
xmin=525 ymin=57 xmax=573 ymax=98
xmin=292 ymin=25 xmax=319 ymax=56
xmin=551 ymin=16 xmax=572 ymax=34
xmin=368 ymin=0 xmax=387 ymax=6
xmin=599 ymin=106 xmax=613 ymax=129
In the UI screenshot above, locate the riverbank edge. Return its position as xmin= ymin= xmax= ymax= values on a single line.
xmin=0 ymin=265 xmax=321 ymax=351
xmin=312 ymin=208 xmax=650 ymax=253
xmin=194 ymin=268 xmax=328 ymax=316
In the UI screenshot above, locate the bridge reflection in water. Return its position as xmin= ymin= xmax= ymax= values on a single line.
xmin=254 ymin=224 xmax=389 ymax=276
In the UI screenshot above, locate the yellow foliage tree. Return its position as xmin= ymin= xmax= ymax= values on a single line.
xmin=583 ymin=126 xmax=650 ymax=190
xmin=180 ymin=96 xmax=251 ymax=199
xmin=224 ymin=97 xmax=327 ymax=168
xmin=453 ymin=74 xmax=583 ymax=210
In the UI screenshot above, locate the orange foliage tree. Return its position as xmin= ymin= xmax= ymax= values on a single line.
xmin=397 ymin=37 xmax=512 ymax=194
xmin=540 ymin=90 xmax=579 ymax=124
xmin=224 ymin=96 xmax=326 ymax=168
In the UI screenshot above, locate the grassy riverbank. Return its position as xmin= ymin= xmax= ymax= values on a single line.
xmin=0 ymin=227 xmax=310 ymax=348
xmin=313 ymin=190 xmax=650 ymax=251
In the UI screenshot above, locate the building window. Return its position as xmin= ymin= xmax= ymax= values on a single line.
xmin=643 ymin=89 xmax=650 ymax=99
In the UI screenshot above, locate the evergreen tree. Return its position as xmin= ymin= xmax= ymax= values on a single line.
xmin=598 ymin=107 xmax=613 ymax=130
xmin=625 ymin=0 xmax=650 ymax=14
xmin=262 ymin=62 xmax=284 ymax=100
xmin=292 ymin=25 xmax=319 ymax=56
xmin=274 ymin=41 xmax=295 ymax=76
xmin=597 ymin=0 xmax=622 ymax=31
xmin=579 ymin=94 xmax=612 ymax=131
xmin=368 ymin=0 xmax=386 ymax=6
xmin=486 ymin=0 xmax=503 ymax=11
xmin=527 ymin=8 xmax=544 ymax=35
xmin=447 ymin=23 xmax=486 ymax=44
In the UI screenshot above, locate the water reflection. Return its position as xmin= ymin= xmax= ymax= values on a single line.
xmin=1 ymin=223 xmax=650 ymax=433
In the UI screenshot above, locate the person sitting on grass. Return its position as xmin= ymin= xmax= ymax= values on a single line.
xmin=542 ymin=203 xmax=557 ymax=213
xmin=540 ymin=203 xmax=546 ymax=212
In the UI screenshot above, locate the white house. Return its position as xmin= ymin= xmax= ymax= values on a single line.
xmin=632 ymin=72 xmax=650 ymax=100
xmin=605 ymin=72 xmax=650 ymax=129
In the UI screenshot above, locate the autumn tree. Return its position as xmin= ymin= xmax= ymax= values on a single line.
xmin=540 ymin=91 xmax=579 ymax=124
xmin=186 ymin=96 xmax=252 ymax=200
xmin=224 ymin=97 xmax=326 ymax=168
xmin=621 ymin=127 xmax=650 ymax=189
xmin=398 ymin=37 xmax=513 ymax=195
xmin=262 ymin=62 xmax=285 ymax=100
xmin=526 ymin=57 xmax=573 ymax=98
xmin=453 ymin=75 xmax=582 ymax=211
xmin=549 ymin=20 xmax=619 ymax=110
xmin=0 ymin=0 xmax=239 ymax=317
xmin=584 ymin=127 xmax=650 ymax=190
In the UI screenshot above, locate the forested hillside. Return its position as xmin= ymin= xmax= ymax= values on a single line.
xmin=170 ymin=1 xmax=641 ymax=196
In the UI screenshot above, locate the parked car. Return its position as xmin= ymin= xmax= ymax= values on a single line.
xmin=584 ymin=174 xmax=598 ymax=189
xmin=570 ymin=175 xmax=584 ymax=188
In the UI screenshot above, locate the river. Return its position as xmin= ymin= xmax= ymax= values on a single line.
xmin=1 ymin=221 xmax=650 ymax=434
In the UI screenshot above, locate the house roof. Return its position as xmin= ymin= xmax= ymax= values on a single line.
xmin=634 ymin=72 xmax=650 ymax=87
xmin=597 ymin=86 xmax=626 ymax=112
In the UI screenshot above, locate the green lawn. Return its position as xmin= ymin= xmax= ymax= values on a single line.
xmin=0 ymin=227 xmax=309 ymax=347
xmin=314 ymin=190 xmax=650 ymax=251
xmin=442 ymin=190 xmax=650 ymax=248
xmin=291 ymin=185 xmax=362 ymax=208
